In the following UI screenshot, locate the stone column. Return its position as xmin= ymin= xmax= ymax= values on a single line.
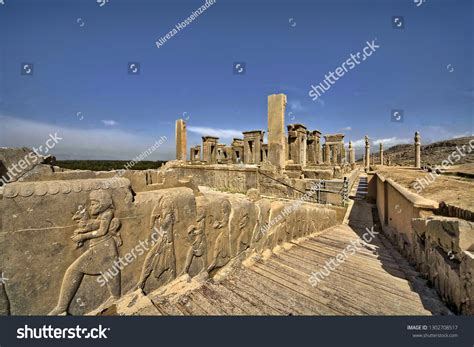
xmin=267 ymin=94 xmax=287 ymax=169
xmin=415 ymin=131 xmax=421 ymax=168
xmin=175 ymin=119 xmax=187 ymax=161
xmin=324 ymin=143 xmax=330 ymax=164
xmin=332 ymin=145 xmax=338 ymax=165
xmin=349 ymin=141 xmax=355 ymax=169
xmin=364 ymin=135 xmax=370 ymax=170
xmin=379 ymin=142 xmax=384 ymax=165
xmin=315 ymin=132 xmax=322 ymax=164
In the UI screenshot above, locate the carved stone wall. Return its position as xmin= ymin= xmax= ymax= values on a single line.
xmin=0 ymin=175 xmax=338 ymax=316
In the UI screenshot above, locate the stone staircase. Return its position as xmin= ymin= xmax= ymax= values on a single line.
xmin=96 ymin=177 xmax=450 ymax=316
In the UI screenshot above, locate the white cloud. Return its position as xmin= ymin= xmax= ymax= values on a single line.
xmin=373 ymin=137 xmax=410 ymax=147
xmin=350 ymin=137 xmax=410 ymax=149
xmin=316 ymin=98 xmax=325 ymax=107
xmin=102 ymin=119 xmax=118 ymax=126
xmin=289 ymin=100 xmax=305 ymax=112
xmin=350 ymin=138 xmax=365 ymax=148
xmin=0 ymin=115 xmax=174 ymax=160
xmin=340 ymin=126 xmax=352 ymax=131
xmin=187 ymin=126 xmax=243 ymax=139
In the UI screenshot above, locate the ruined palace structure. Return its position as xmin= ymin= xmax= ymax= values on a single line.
xmin=181 ymin=94 xmax=354 ymax=172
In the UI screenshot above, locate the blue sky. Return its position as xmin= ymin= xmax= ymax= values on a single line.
xmin=0 ymin=0 xmax=472 ymax=160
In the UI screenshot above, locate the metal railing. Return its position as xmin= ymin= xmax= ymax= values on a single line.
xmin=257 ymin=169 xmax=350 ymax=206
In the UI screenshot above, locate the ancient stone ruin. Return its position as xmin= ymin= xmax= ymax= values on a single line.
xmin=0 ymin=93 xmax=472 ymax=316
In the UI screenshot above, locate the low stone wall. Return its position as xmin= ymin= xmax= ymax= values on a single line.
xmin=374 ymin=173 xmax=474 ymax=314
xmin=412 ymin=218 xmax=474 ymax=315
xmin=167 ymin=163 xmax=257 ymax=193
xmin=0 ymin=177 xmax=337 ymax=315
xmin=167 ymin=162 xmax=358 ymax=207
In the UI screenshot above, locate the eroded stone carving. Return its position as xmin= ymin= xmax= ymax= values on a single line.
xmin=207 ymin=199 xmax=231 ymax=272
xmin=49 ymin=191 xmax=122 ymax=315
xmin=180 ymin=202 xmax=208 ymax=277
xmin=137 ymin=196 xmax=177 ymax=292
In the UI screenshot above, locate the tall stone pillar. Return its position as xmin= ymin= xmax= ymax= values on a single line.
xmin=267 ymin=94 xmax=287 ymax=169
xmin=415 ymin=131 xmax=421 ymax=168
xmin=349 ymin=141 xmax=355 ymax=169
xmin=316 ymin=132 xmax=322 ymax=164
xmin=175 ymin=119 xmax=187 ymax=161
xmin=379 ymin=142 xmax=384 ymax=165
xmin=364 ymin=135 xmax=370 ymax=170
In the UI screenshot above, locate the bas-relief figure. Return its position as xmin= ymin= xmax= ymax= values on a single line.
xmin=180 ymin=203 xmax=208 ymax=277
xmin=236 ymin=209 xmax=251 ymax=255
xmin=137 ymin=197 xmax=177 ymax=292
xmin=49 ymin=191 xmax=122 ymax=315
xmin=207 ymin=199 xmax=231 ymax=273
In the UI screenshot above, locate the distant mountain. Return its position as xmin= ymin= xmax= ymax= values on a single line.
xmin=357 ymin=136 xmax=474 ymax=166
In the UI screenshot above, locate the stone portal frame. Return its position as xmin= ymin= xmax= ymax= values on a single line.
xmin=261 ymin=144 xmax=268 ymax=162
xmin=224 ymin=146 xmax=233 ymax=164
xmin=217 ymin=144 xmax=226 ymax=164
xmin=202 ymin=136 xmax=219 ymax=164
xmin=306 ymin=130 xmax=322 ymax=165
xmin=324 ymin=133 xmax=345 ymax=165
xmin=243 ymin=130 xmax=264 ymax=164
xmin=287 ymin=124 xmax=307 ymax=166
xmin=190 ymin=145 xmax=201 ymax=162
xmin=231 ymin=138 xmax=244 ymax=164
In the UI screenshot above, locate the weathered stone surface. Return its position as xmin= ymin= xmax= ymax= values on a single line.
xmin=175 ymin=119 xmax=187 ymax=161
xmin=267 ymin=94 xmax=287 ymax=169
xmin=0 ymin=147 xmax=52 ymax=185
xmin=243 ymin=130 xmax=264 ymax=165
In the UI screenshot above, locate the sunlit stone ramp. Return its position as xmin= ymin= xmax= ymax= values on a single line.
xmin=98 ymin=177 xmax=451 ymax=316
